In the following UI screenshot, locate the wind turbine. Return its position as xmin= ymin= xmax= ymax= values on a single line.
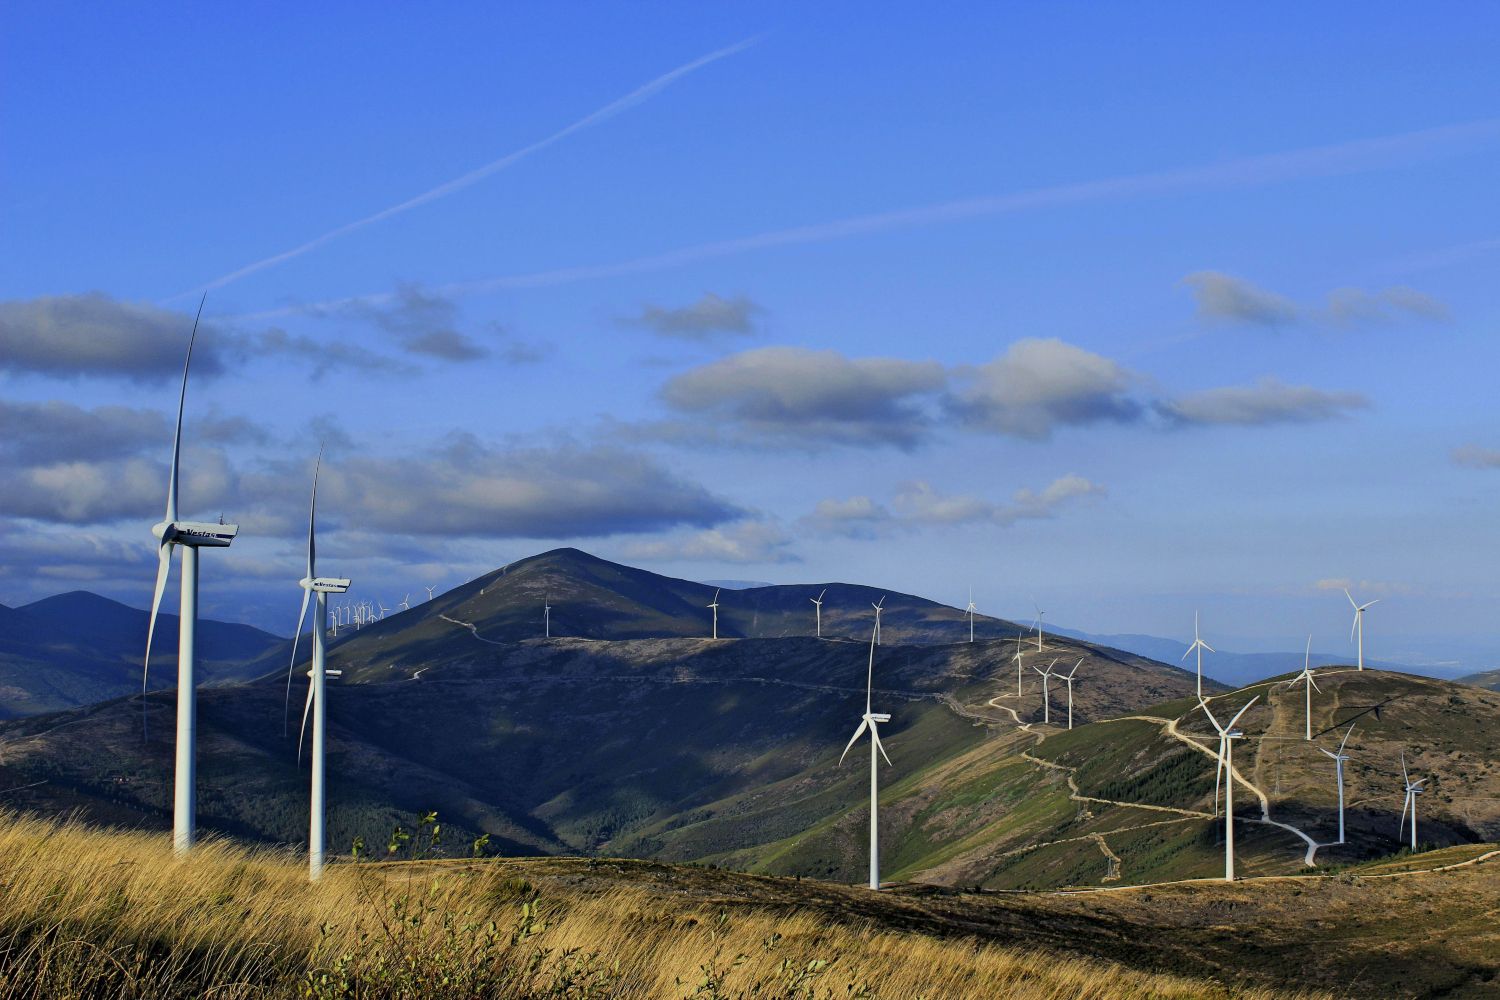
xmin=377 ymin=602 xmax=388 ymax=620
xmin=1318 ymin=724 xmax=1356 ymax=845
xmin=839 ymin=625 xmax=892 ymax=890
xmin=1032 ymin=660 xmax=1056 ymax=724
xmin=1199 ymin=695 xmax=1259 ymax=881
xmin=707 ymin=588 xmax=720 ymax=639
xmin=965 ymin=587 xmax=977 ymax=643
xmin=283 ymin=452 xmax=350 ymax=882
xmin=1399 ymin=750 xmax=1427 ymax=852
xmin=811 ymin=588 xmax=826 ymax=638
xmin=399 ymin=594 xmax=410 ymax=611
xmin=872 ymin=595 xmax=886 ymax=646
xmin=1030 ymin=600 xmax=1046 ymax=651
xmin=1012 ymin=634 xmax=1026 ymax=697
xmin=424 ymin=585 xmax=435 ymax=603
xmin=141 ymin=298 xmax=239 ymax=856
xmin=1346 ymin=589 xmax=1379 ymax=671
xmin=1058 ymin=658 xmax=1082 ymax=729
xmin=1181 ymin=611 xmax=1215 ymax=700
xmin=543 ymin=595 xmax=551 ymax=638
xmin=1282 ymin=635 xmax=1320 ymax=741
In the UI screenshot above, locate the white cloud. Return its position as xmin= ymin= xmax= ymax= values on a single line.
xmin=947 ymin=339 xmax=1141 ymax=440
xmin=1161 ymin=377 xmax=1368 ymax=426
xmin=1182 ymin=272 xmax=1299 ymax=325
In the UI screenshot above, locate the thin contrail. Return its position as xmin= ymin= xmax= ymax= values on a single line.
xmin=171 ymin=36 xmax=761 ymax=300
xmin=231 ymin=116 xmax=1500 ymax=321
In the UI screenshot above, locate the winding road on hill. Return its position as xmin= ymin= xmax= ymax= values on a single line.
xmin=434 ymin=616 xmax=1332 ymax=878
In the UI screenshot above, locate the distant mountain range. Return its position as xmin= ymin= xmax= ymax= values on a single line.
xmin=0 ymin=591 xmax=284 ymax=719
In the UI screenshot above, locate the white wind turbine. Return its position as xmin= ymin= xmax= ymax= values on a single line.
xmin=1032 ymin=660 xmax=1057 ymax=724
xmin=141 ymin=298 xmax=239 ymax=856
xmin=399 ymin=594 xmax=410 ymax=611
xmin=377 ymin=602 xmax=388 ymax=620
xmin=1399 ymin=750 xmax=1427 ymax=852
xmin=839 ymin=625 xmax=892 ymax=890
xmin=1181 ymin=611 xmax=1215 ymax=700
xmin=872 ymin=595 xmax=886 ymax=646
xmin=707 ymin=588 xmax=720 ymax=639
xmin=282 ymin=452 xmax=350 ymax=882
xmin=1346 ymin=589 xmax=1379 ymax=671
xmin=1318 ymin=724 xmax=1356 ymax=845
xmin=1059 ymin=658 xmax=1082 ymax=729
xmin=965 ymin=587 xmax=977 ymax=643
xmin=1283 ymin=635 xmax=1320 ymax=741
xmin=424 ymin=585 xmax=436 ymax=602
xmin=1012 ymin=634 xmax=1026 ymax=698
xmin=1030 ymin=600 xmax=1046 ymax=651
xmin=543 ymin=595 xmax=551 ymax=638
xmin=1199 ymin=695 xmax=1259 ymax=881
xmin=811 ymin=588 xmax=826 ymax=638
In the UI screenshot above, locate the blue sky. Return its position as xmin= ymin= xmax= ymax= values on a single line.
xmin=3 ymin=3 xmax=1499 ymax=670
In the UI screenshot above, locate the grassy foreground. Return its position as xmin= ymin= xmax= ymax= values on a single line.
xmin=0 ymin=812 xmax=1318 ymax=1000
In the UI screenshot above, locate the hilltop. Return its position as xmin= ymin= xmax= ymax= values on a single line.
xmin=0 ymin=590 xmax=283 ymax=719
xmin=0 ymin=550 xmax=1214 ymax=879
xmin=4 ymin=550 xmax=1497 ymax=897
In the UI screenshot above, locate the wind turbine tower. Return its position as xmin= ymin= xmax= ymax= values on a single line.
xmin=1318 ymin=724 xmax=1356 ymax=845
xmin=811 ymin=588 xmax=826 ymax=638
xmin=1181 ymin=611 xmax=1215 ymax=700
xmin=1346 ymin=589 xmax=1379 ymax=671
xmin=141 ymin=299 xmax=239 ymax=856
xmin=839 ymin=625 xmax=892 ymax=890
xmin=1012 ymin=635 xmax=1025 ymax=698
xmin=1199 ymin=696 xmax=1258 ymax=881
xmin=283 ymin=452 xmax=350 ymax=882
xmin=965 ymin=588 xmax=977 ymax=643
xmin=1032 ymin=660 xmax=1056 ymax=724
xmin=544 ymin=595 xmax=552 ymax=638
xmin=1283 ymin=635 xmax=1321 ymax=741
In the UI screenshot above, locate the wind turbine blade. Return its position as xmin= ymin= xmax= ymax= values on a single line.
xmin=1304 ymin=635 xmax=1312 ymax=671
xmin=298 ymin=682 xmax=315 ymax=765
xmin=1308 ymin=673 xmax=1321 ymax=693
xmin=1401 ymin=750 xmax=1409 ymax=785
xmin=1202 ymin=640 xmax=1215 ymax=653
xmin=871 ymin=722 xmax=892 ymax=766
xmin=141 ymin=541 xmax=173 ymax=737
xmin=1345 ymin=587 xmax=1357 ymax=609
xmin=1339 ymin=724 xmax=1356 ymax=755
xmin=1226 ymin=695 xmax=1259 ymax=731
xmin=284 ymin=588 xmax=313 ymax=737
xmin=1364 ymin=599 xmax=1380 ymax=610
xmin=1400 ymin=794 xmax=1411 ymax=836
xmin=819 ymin=588 xmax=826 ymax=601
xmin=307 ymin=447 xmax=322 ymax=578
xmin=1180 ymin=646 xmax=1192 ymax=662
xmin=1214 ymin=743 xmax=1225 ymax=812
xmin=1198 ymin=698 xmax=1224 ymax=735
xmin=865 ymin=627 xmax=876 ymax=713
xmin=1351 ymin=611 xmax=1360 ymax=643
xmin=164 ymin=295 xmax=205 ymax=525
xmin=839 ymin=719 xmax=869 ymax=765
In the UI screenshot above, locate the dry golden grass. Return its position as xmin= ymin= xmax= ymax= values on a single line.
xmin=0 ymin=812 xmax=1323 ymax=999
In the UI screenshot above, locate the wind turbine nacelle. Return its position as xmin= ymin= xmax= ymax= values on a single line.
xmin=311 ymin=577 xmax=352 ymax=593
xmin=172 ymin=520 xmax=239 ymax=547
xmin=325 ymin=669 xmax=343 ymax=678
xmin=869 ymin=712 xmax=892 ymax=723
